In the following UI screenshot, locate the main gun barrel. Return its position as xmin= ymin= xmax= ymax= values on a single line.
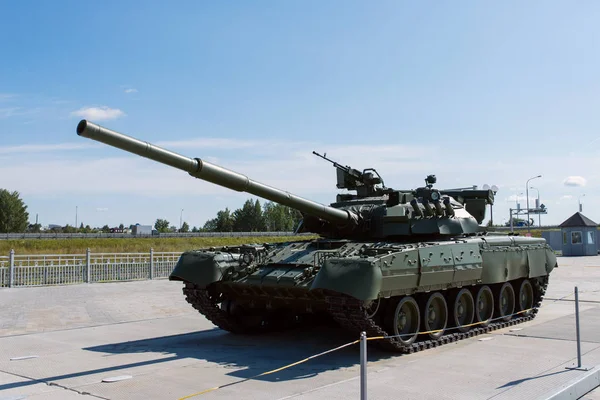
xmin=76 ymin=120 xmax=351 ymax=224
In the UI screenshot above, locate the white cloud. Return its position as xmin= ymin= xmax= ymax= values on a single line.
xmin=124 ymin=88 xmax=138 ymax=94
xmin=560 ymin=195 xmax=573 ymax=201
xmin=563 ymin=176 xmax=587 ymax=187
xmin=96 ymin=208 xmax=109 ymax=212
xmin=70 ymin=106 xmax=126 ymax=121
xmin=0 ymin=142 xmax=95 ymax=155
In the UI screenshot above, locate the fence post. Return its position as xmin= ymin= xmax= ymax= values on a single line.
xmin=149 ymin=248 xmax=154 ymax=280
xmin=360 ymin=331 xmax=367 ymax=400
xmin=9 ymin=249 xmax=15 ymax=288
xmin=86 ymin=248 xmax=91 ymax=283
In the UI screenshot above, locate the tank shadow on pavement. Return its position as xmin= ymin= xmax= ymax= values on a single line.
xmin=84 ymin=324 xmax=395 ymax=382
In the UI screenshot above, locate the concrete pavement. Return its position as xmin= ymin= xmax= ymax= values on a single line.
xmin=0 ymin=255 xmax=599 ymax=399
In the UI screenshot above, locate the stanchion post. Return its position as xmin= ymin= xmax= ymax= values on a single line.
xmin=360 ymin=331 xmax=367 ymax=400
xmin=149 ymin=248 xmax=154 ymax=280
xmin=86 ymin=248 xmax=91 ymax=283
xmin=9 ymin=249 xmax=15 ymax=287
xmin=575 ymin=286 xmax=582 ymax=368
xmin=566 ymin=286 xmax=589 ymax=371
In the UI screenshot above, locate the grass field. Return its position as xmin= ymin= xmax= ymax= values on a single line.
xmin=0 ymin=236 xmax=318 ymax=255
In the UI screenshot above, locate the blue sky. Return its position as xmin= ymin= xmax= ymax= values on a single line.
xmin=1 ymin=1 xmax=598 ymax=229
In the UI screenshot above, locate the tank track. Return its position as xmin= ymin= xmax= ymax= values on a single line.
xmin=183 ymin=278 xmax=548 ymax=353
xmin=183 ymin=282 xmax=251 ymax=334
xmin=325 ymin=277 xmax=548 ymax=353
xmin=182 ymin=282 xmax=315 ymax=334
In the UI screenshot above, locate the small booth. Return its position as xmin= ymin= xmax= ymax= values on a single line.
xmin=559 ymin=212 xmax=598 ymax=256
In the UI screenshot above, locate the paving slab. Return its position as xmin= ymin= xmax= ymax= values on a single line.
xmin=582 ymin=387 xmax=600 ymax=400
xmin=1 ymin=255 xmax=599 ymax=400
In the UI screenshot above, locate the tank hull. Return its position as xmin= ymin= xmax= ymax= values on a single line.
xmin=170 ymin=235 xmax=556 ymax=352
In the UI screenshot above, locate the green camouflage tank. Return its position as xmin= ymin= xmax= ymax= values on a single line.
xmin=77 ymin=120 xmax=556 ymax=352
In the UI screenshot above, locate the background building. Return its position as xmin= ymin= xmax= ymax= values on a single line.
xmin=558 ymin=212 xmax=598 ymax=256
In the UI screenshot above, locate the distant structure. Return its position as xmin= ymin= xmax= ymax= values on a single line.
xmin=132 ymin=224 xmax=152 ymax=235
xmin=559 ymin=212 xmax=598 ymax=256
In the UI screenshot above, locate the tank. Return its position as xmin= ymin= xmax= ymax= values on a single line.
xmin=76 ymin=120 xmax=557 ymax=352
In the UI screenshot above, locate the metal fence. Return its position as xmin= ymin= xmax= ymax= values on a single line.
xmin=0 ymin=249 xmax=182 ymax=288
xmin=0 ymin=231 xmax=308 ymax=240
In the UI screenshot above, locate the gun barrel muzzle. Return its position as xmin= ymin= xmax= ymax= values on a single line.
xmin=77 ymin=120 xmax=199 ymax=173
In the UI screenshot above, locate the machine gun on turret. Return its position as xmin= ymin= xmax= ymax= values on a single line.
xmin=312 ymin=151 xmax=386 ymax=197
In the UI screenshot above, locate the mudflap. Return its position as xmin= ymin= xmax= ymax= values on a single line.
xmin=169 ymin=250 xmax=239 ymax=288
xmin=311 ymin=258 xmax=382 ymax=301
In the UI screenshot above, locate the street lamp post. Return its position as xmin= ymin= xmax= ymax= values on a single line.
xmin=526 ymin=175 xmax=542 ymax=233
xmin=530 ymin=186 xmax=540 ymax=227
xmin=180 ymin=208 xmax=184 ymax=232
xmin=579 ymin=194 xmax=585 ymax=213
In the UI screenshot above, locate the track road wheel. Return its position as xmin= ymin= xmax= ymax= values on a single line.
xmin=474 ymin=285 xmax=494 ymax=327
xmin=451 ymin=288 xmax=475 ymax=333
xmin=496 ymin=282 xmax=515 ymax=321
xmin=518 ymin=279 xmax=534 ymax=317
xmin=392 ymin=296 xmax=420 ymax=346
xmin=365 ymin=298 xmax=381 ymax=319
xmin=421 ymin=292 xmax=448 ymax=340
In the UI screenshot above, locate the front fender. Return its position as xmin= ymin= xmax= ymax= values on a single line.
xmin=311 ymin=258 xmax=382 ymax=301
xmin=169 ymin=251 xmax=238 ymax=287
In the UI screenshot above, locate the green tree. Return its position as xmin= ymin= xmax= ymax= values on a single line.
xmin=101 ymin=224 xmax=110 ymax=233
xmin=0 ymin=189 xmax=29 ymax=233
xmin=180 ymin=221 xmax=190 ymax=233
xmin=262 ymin=202 xmax=301 ymax=231
xmin=191 ymin=226 xmax=199 ymax=233
xmin=215 ymin=208 xmax=234 ymax=231
xmin=202 ymin=208 xmax=234 ymax=232
xmin=202 ymin=218 xmax=218 ymax=232
xmin=154 ymin=218 xmax=170 ymax=233
xmin=63 ymin=224 xmax=77 ymax=233
xmin=253 ymin=200 xmax=264 ymax=231
xmin=232 ymin=199 xmax=264 ymax=231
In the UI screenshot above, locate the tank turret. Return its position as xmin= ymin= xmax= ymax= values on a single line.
xmin=76 ymin=120 xmax=494 ymax=239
